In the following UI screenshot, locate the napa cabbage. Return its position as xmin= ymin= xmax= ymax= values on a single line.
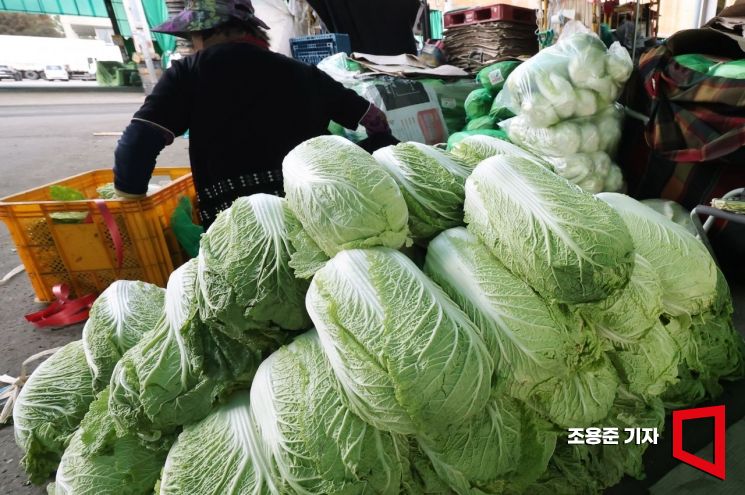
xmin=465 ymin=156 xmax=634 ymax=303
xmin=307 ymin=247 xmax=493 ymax=435
xmin=82 ymin=281 xmax=165 ymax=391
xmin=374 ymin=142 xmax=473 ymax=240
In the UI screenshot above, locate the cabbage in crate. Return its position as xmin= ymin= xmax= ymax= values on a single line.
xmin=108 ymin=259 xmax=263 ymax=439
xmin=13 ymin=341 xmax=95 ymax=484
xmin=307 ymin=247 xmax=493 ymax=435
xmin=465 ymin=156 xmax=634 ymax=304
xmin=374 ymin=142 xmax=473 ymax=240
xmin=283 ymin=135 xmax=410 ymax=278
xmin=82 ymin=280 xmax=165 ymax=391
xmin=251 ymin=330 xmax=409 ymax=494
xmin=196 ymin=194 xmax=311 ymax=342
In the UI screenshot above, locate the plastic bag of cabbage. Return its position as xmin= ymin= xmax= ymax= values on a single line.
xmin=503 ymin=33 xmax=632 ymax=128
xmin=499 ymin=105 xmax=625 ymax=193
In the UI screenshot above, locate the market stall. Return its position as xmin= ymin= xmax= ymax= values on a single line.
xmin=2 ymin=1 xmax=744 ymax=494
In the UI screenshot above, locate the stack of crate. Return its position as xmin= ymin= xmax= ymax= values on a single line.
xmin=443 ymin=4 xmax=539 ymax=73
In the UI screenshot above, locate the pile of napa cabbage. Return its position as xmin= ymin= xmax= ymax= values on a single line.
xmin=11 ymin=135 xmax=742 ymax=495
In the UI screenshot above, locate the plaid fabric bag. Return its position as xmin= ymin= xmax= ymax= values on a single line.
xmin=619 ymin=29 xmax=745 ymax=209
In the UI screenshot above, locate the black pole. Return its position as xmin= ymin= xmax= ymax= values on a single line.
xmin=102 ymin=0 xmax=129 ymax=62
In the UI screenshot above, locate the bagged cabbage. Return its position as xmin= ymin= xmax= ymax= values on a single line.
xmin=251 ymin=330 xmax=409 ymax=494
xmin=450 ymin=134 xmax=551 ymax=169
xmin=465 ymin=115 xmax=496 ymax=131
xmin=374 ymin=142 xmax=473 ymax=240
xmin=158 ymin=390 xmax=276 ymax=495
xmin=109 ymin=259 xmax=263 ymax=439
xmin=49 ymin=388 xmax=170 ymax=495
xmin=417 ymin=389 xmax=557 ymax=495
xmin=425 ymin=228 xmax=616 ymax=426
xmin=197 ymin=194 xmax=311 ymax=342
xmin=283 ymin=135 xmax=410 ymax=278
xmin=477 ymin=60 xmax=521 ymax=93
xmin=597 ymin=193 xmax=718 ymax=317
xmin=13 ymin=341 xmax=95 ymax=484
xmin=503 ymin=33 xmax=631 ymax=127
xmin=489 ymin=91 xmax=516 ymax=121
xmin=502 ymin=105 xmax=623 ymax=158
xmin=82 ymin=281 xmax=165 ymax=391
xmin=464 ymin=88 xmax=495 ymax=120
xmin=547 ymin=151 xmax=624 ymax=193
xmin=307 ymin=247 xmax=493 ymax=435
xmin=465 ymin=156 xmax=634 ymax=304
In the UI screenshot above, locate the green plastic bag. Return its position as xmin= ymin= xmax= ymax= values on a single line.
xmin=421 ymin=78 xmax=481 ymax=135
xmin=465 ymin=88 xmax=495 ymax=121
xmin=710 ymin=59 xmax=745 ymax=79
xmin=674 ymin=54 xmax=720 ymax=74
xmin=489 ymin=92 xmax=516 ymax=121
xmin=170 ymin=196 xmax=204 ymax=259
xmin=465 ymin=115 xmax=496 ymax=131
xmin=446 ymin=129 xmax=509 ymax=150
xmin=477 ymin=60 xmax=522 ymax=93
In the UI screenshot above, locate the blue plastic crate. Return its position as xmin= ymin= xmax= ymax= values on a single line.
xmin=290 ymin=34 xmax=352 ymax=65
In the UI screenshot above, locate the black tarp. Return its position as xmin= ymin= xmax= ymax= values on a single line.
xmin=307 ymin=0 xmax=422 ymax=55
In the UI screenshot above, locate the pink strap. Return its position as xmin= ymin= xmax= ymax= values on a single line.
xmin=95 ymin=199 xmax=123 ymax=269
xmin=25 ymin=284 xmax=96 ymax=329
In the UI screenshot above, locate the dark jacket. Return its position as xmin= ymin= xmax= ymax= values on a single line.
xmin=114 ymin=41 xmax=370 ymax=226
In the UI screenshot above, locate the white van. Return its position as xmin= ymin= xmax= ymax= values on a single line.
xmin=44 ymin=65 xmax=69 ymax=81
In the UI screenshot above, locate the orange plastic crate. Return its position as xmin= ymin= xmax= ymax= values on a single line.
xmin=0 ymin=168 xmax=196 ymax=302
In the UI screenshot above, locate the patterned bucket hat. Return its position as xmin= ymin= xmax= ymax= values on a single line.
xmin=152 ymin=0 xmax=270 ymax=38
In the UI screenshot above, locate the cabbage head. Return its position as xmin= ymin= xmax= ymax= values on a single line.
xmin=575 ymin=253 xmax=663 ymax=346
xmin=374 ymin=143 xmax=473 ymax=240
xmin=82 ymin=280 xmax=165 ymax=391
xmin=197 ymin=194 xmax=311 ymax=341
xmin=597 ymin=193 xmax=718 ymax=317
xmin=109 ymin=259 xmax=263 ymax=439
xmin=159 ymin=391 xmax=277 ymax=495
xmin=283 ymin=136 xmax=410 ymax=276
xmin=49 ymin=388 xmax=170 ymax=495
xmin=251 ymin=330 xmax=409 ymax=494
xmin=307 ymin=247 xmax=493 ymax=435
xmin=417 ymin=389 xmax=557 ymax=495
xmin=465 ymin=156 xmax=634 ymax=304
xmin=425 ymin=228 xmax=600 ymax=398
xmin=13 ymin=340 xmax=94 ymax=484
xmin=609 ymin=322 xmax=681 ymax=397
xmin=450 ymin=134 xmax=551 ymax=170
xmin=531 ymin=388 xmax=664 ymax=494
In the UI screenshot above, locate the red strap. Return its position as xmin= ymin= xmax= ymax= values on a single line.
xmin=95 ymin=199 xmax=123 ymax=269
xmin=25 ymin=284 xmax=96 ymax=329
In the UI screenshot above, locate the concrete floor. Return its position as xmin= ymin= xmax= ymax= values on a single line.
xmin=0 ymin=89 xmax=742 ymax=495
xmin=0 ymin=89 xmax=189 ymax=494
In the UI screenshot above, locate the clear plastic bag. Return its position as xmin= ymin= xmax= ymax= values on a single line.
xmin=501 ymin=104 xmax=624 ymax=158
xmin=502 ymin=33 xmax=632 ymax=128
xmin=546 ymin=151 xmax=624 ymax=193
